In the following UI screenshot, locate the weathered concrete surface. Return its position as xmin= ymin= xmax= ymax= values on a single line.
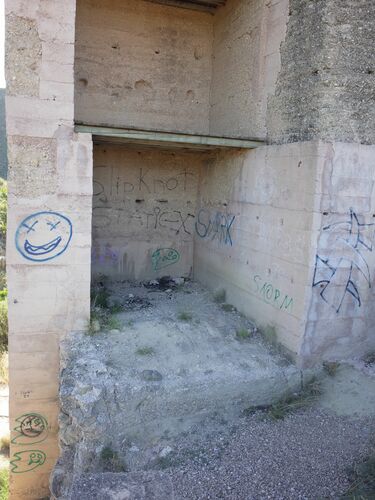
xmin=92 ymin=145 xmax=205 ymax=280
xmin=0 ymin=89 xmax=7 ymax=179
xmin=268 ymin=0 xmax=375 ymax=145
xmin=5 ymin=0 xmax=93 ymax=498
xmin=52 ymin=281 xmax=315 ymax=497
xmin=75 ymin=0 xmax=213 ymax=135
xmin=210 ymin=0 xmax=288 ymax=139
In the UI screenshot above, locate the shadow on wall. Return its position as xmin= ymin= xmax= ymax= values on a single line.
xmin=0 ymin=88 xmax=6 ymax=180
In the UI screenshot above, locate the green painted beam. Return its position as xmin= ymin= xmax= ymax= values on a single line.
xmin=74 ymin=124 xmax=265 ymax=151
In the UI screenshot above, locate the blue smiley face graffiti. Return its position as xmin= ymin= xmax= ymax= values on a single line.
xmin=15 ymin=211 xmax=73 ymax=262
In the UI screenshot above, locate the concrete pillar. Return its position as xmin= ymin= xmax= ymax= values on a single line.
xmin=5 ymin=1 xmax=92 ymax=497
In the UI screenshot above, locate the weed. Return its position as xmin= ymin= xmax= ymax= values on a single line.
xmin=0 ymin=467 xmax=9 ymax=500
xmin=0 ymin=353 xmax=8 ymax=385
xmin=213 ymin=289 xmax=226 ymax=304
xmin=100 ymin=446 xmax=127 ymax=472
xmin=0 ymin=433 xmax=9 ymax=455
xmin=364 ymin=352 xmax=375 ymax=366
xmin=0 ymin=301 xmax=7 ymax=354
xmin=342 ymin=454 xmax=375 ymax=499
xmin=178 ymin=311 xmax=192 ymax=321
xmin=86 ymin=307 xmax=122 ymax=335
xmin=323 ymin=361 xmax=340 ymax=376
xmin=136 ymin=346 xmax=155 ymax=356
xmin=109 ymin=302 xmax=123 ymax=314
xmin=244 ymin=378 xmax=321 ymax=421
xmin=236 ymin=328 xmax=252 ymax=341
xmin=221 ymin=303 xmax=236 ymax=312
xmin=91 ymin=288 xmax=110 ymax=309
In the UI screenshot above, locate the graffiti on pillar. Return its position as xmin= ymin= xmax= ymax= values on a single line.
xmin=195 ymin=208 xmax=236 ymax=246
xmin=10 ymin=450 xmax=46 ymax=473
xmin=12 ymin=413 xmax=48 ymax=445
xmin=15 ymin=211 xmax=73 ymax=262
xmin=312 ymin=209 xmax=375 ymax=313
xmin=152 ymin=248 xmax=180 ymax=271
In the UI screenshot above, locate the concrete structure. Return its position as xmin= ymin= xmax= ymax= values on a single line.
xmin=4 ymin=0 xmax=375 ymax=497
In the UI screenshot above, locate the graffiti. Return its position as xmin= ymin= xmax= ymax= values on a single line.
xmin=253 ymin=275 xmax=294 ymax=313
xmin=195 ymin=208 xmax=235 ymax=246
xmin=94 ymin=167 xmax=196 ymax=201
xmin=93 ymin=206 xmax=195 ymax=236
xmin=312 ymin=209 xmax=375 ymax=312
xmin=10 ymin=450 xmax=46 ymax=474
xmin=15 ymin=211 xmax=73 ymax=262
xmin=152 ymin=248 xmax=180 ymax=271
xmin=12 ymin=413 xmax=48 ymax=446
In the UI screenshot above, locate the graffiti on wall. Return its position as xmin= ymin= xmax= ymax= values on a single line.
xmin=152 ymin=248 xmax=180 ymax=271
xmin=195 ymin=208 xmax=236 ymax=246
xmin=312 ymin=209 xmax=375 ymax=313
xmin=12 ymin=413 xmax=48 ymax=446
xmin=10 ymin=450 xmax=46 ymax=474
xmin=15 ymin=211 xmax=73 ymax=262
xmin=253 ymin=275 xmax=294 ymax=313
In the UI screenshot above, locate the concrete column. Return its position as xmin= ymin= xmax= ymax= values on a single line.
xmin=5 ymin=1 xmax=92 ymax=498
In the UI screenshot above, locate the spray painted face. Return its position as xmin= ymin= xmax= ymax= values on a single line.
xmin=15 ymin=211 xmax=73 ymax=262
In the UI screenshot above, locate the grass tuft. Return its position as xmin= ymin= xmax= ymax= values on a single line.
xmin=213 ymin=289 xmax=226 ymax=304
xmin=323 ymin=361 xmax=340 ymax=376
xmin=136 ymin=346 xmax=155 ymax=356
xmin=235 ymin=328 xmax=252 ymax=341
xmin=221 ymin=303 xmax=236 ymax=312
xmin=342 ymin=454 xmax=375 ymax=499
xmin=178 ymin=311 xmax=193 ymax=321
xmin=87 ymin=307 xmax=122 ymax=335
xmin=244 ymin=378 xmax=322 ymax=421
xmin=100 ymin=446 xmax=127 ymax=472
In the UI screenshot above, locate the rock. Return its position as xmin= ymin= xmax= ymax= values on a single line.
xmin=165 ymin=289 xmax=172 ymax=293
xmin=140 ymin=370 xmax=163 ymax=382
xmin=159 ymin=446 xmax=173 ymax=458
xmin=173 ymin=277 xmax=184 ymax=286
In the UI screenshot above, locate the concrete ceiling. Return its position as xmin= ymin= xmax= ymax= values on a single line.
xmin=146 ymin=0 xmax=226 ymax=12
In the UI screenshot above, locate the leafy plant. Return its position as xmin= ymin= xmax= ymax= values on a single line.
xmin=0 ymin=467 xmax=9 ymax=500
xmin=213 ymin=289 xmax=226 ymax=304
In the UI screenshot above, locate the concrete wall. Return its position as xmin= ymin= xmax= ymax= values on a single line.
xmin=302 ymin=142 xmax=375 ymax=366
xmin=268 ymin=0 xmax=375 ymax=145
xmin=209 ymin=0 xmax=288 ymax=139
xmin=92 ymin=145 xmax=204 ymax=280
xmin=0 ymin=89 xmax=7 ymax=179
xmin=5 ymin=1 xmax=93 ymax=498
xmin=193 ymin=142 xmax=321 ymax=356
xmin=75 ymin=0 xmax=213 ymax=135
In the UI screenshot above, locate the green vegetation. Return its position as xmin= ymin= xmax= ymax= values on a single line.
xmin=213 ymin=289 xmax=226 ymax=304
xmin=100 ymin=446 xmax=127 ymax=472
xmin=0 ymin=434 xmax=9 ymax=455
xmin=235 ymin=328 xmax=252 ymax=341
xmin=136 ymin=346 xmax=155 ymax=356
xmin=244 ymin=378 xmax=322 ymax=421
xmin=342 ymin=454 xmax=375 ymax=499
xmin=87 ymin=307 xmax=122 ymax=335
xmin=0 ymin=468 xmax=9 ymax=500
xmin=0 ymin=299 xmax=7 ymax=355
xmin=221 ymin=303 xmax=236 ymax=312
xmin=178 ymin=311 xmax=193 ymax=321
xmin=323 ymin=361 xmax=340 ymax=376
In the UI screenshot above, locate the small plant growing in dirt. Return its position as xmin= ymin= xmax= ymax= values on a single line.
xmin=0 ymin=433 xmax=9 ymax=455
xmin=87 ymin=307 xmax=122 ymax=335
xmin=178 ymin=311 xmax=193 ymax=321
xmin=364 ymin=352 xmax=375 ymax=366
xmin=244 ymin=378 xmax=322 ymax=421
xmin=100 ymin=446 xmax=127 ymax=472
xmin=342 ymin=453 xmax=375 ymax=499
xmin=213 ymin=289 xmax=226 ymax=304
xmin=323 ymin=361 xmax=340 ymax=376
xmin=136 ymin=346 xmax=155 ymax=356
xmin=221 ymin=303 xmax=236 ymax=312
xmin=236 ymin=328 xmax=252 ymax=341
